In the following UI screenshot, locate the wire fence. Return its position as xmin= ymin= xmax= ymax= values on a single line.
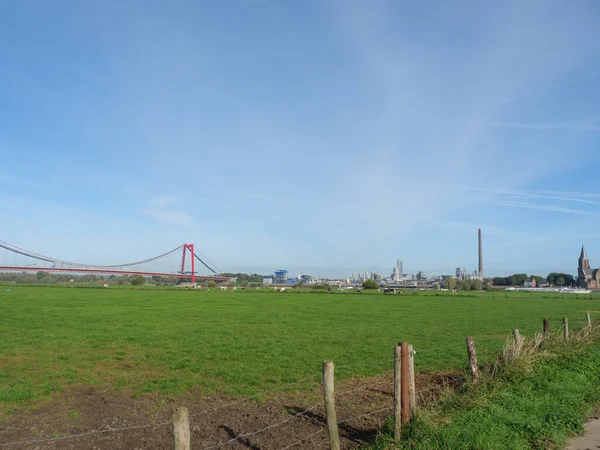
xmin=0 ymin=343 xmax=461 ymax=449
xmin=3 ymin=321 xmax=584 ymax=450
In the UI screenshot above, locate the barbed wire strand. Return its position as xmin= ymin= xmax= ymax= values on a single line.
xmin=199 ymin=402 xmax=322 ymax=450
xmin=415 ymin=338 xmax=504 ymax=354
xmin=277 ymin=405 xmax=396 ymax=450
xmin=338 ymin=405 xmax=394 ymax=425
xmin=278 ymin=428 xmax=326 ymax=450
xmin=335 ymin=358 xmax=396 ymax=371
xmin=412 ymin=342 xmax=467 ymax=353
xmin=190 ymin=373 xmax=321 ymax=418
xmin=0 ymin=420 xmax=170 ymax=448
xmin=335 ymin=380 xmax=392 ymax=398
xmin=0 ymin=342 xmax=502 ymax=448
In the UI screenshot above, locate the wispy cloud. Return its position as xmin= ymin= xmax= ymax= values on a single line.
xmin=467 ymin=121 xmax=600 ymax=131
xmin=456 ymin=186 xmax=600 ymax=206
xmin=484 ymin=200 xmax=600 ymax=216
xmin=479 ymin=71 xmax=600 ymax=110
xmin=0 ymin=173 xmax=67 ymax=194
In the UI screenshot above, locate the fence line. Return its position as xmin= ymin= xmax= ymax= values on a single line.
xmin=338 ymin=406 xmax=394 ymax=426
xmin=276 ymin=404 xmax=397 ymax=450
xmin=0 ymin=350 xmax=478 ymax=448
xmin=190 ymin=373 xmax=321 ymax=418
xmin=0 ymin=420 xmax=171 ymax=448
xmin=3 ymin=314 xmax=593 ymax=449
xmin=200 ymin=402 xmax=322 ymax=450
xmin=278 ymin=428 xmax=326 ymax=450
xmin=335 ymin=380 xmax=392 ymax=397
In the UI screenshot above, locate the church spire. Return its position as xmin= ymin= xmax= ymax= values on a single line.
xmin=579 ymin=244 xmax=590 ymax=270
xmin=580 ymin=244 xmax=588 ymax=261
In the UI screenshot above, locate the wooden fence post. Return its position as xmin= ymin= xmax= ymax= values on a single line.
xmin=513 ymin=329 xmax=521 ymax=343
xmin=408 ymin=344 xmax=416 ymax=413
xmin=543 ymin=318 xmax=549 ymax=336
xmin=393 ymin=345 xmax=402 ymax=441
xmin=466 ymin=337 xmax=479 ymax=383
xmin=401 ymin=342 xmax=410 ymax=424
xmin=563 ymin=317 xmax=569 ymax=342
xmin=513 ymin=329 xmax=522 ymax=356
xmin=322 ymin=361 xmax=340 ymax=450
xmin=173 ymin=407 xmax=190 ymax=450
xmin=586 ymin=312 xmax=591 ymax=328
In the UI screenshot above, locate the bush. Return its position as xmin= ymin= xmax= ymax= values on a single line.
xmin=470 ymin=279 xmax=483 ymax=291
xmin=130 ymin=275 xmax=145 ymax=286
xmin=363 ymin=279 xmax=379 ymax=290
xmin=207 ymin=281 xmax=217 ymax=288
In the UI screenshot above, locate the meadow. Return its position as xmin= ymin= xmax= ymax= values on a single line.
xmin=1 ymin=286 xmax=598 ymax=412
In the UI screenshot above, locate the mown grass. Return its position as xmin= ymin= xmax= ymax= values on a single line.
xmin=367 ymin=329 xmax=600 ymax=449
xmin=0 ymin=286 xmax=598 ymax=414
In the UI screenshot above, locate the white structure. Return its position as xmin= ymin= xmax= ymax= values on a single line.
xmin=393 ymin=259 xmax=403 ymax=282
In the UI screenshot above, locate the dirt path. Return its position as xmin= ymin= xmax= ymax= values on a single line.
xmin=565 ymin=417 xmax=600 ymax=450
xmin=0 ymin=373 xmax=461 ymax=450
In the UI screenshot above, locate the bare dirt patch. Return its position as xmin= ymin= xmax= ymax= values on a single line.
xmin=0 ymin=372 xmax=463 ymax=450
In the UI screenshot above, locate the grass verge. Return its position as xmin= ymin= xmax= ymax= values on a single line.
xmin=367 ymin=327 xmax=600 ymax=449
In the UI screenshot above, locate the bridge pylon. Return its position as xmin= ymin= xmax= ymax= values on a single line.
xmin=181 ymin=244 xmax=196 ymax=284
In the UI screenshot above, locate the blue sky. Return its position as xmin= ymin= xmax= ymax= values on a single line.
xmin=1 ymin=0 xmax=600 ymax=278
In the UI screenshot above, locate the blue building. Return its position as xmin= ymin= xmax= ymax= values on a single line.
xmin=274 ymin=270 xmax=288 ymax=284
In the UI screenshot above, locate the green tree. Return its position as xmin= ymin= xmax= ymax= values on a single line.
xmin=207 ymin=280 xmax=217 ymax=288
xmin=36 ymin=271 xmax=50 ymax=280
xmin=443 ymin=277 xmax=457 ymax=290
xmin=508 ymin=274 xmax=528 ymax=286
xmin=363 ymin=279 xmax=379 ymax=290
xmin=493 ymin=277 xmax=509 ymax=286
xmin=80 ymin=274 xmax=98 ymax=283
xmin=130 ymin=275 xmax=145 ymax=286
xmin=456 ymin=280 xmax=470 ymax=291
xmin=547 ymin=272 xmax=575 ymax=287
xmin=471 ymin=279 xmax=483 ymax=291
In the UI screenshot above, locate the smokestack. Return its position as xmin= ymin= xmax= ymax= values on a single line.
xmin=478 ymin=228 xmax=483 ymax=280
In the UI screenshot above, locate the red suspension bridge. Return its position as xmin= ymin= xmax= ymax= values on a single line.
xmin=0 ymin=240 xmax=232 ymax=283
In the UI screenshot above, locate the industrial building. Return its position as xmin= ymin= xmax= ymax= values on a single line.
xmin=274 ymin=270 xmax=288 ymax=284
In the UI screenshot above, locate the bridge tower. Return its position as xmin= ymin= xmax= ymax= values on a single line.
xmin=181 ymin=244 xmax=196 ymax=284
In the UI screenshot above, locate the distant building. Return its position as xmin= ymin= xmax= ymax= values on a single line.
xmin=274 ymin=270 xmax=288 ymax=284
xmin=578 ymin=245 xmax=600 ymax=289
xmin=263 ymin=277 xmax=273 ymax=284
xmin=393 ymin=259 xmax=403 ymax=282
xmin=523 ymin=279 xmax=537 ymax=288
xmin=300 ymin=275 xmax=313 ymax=284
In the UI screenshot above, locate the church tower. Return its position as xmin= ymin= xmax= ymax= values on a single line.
xmin=579 ymin=245 xmax=590 ymax=270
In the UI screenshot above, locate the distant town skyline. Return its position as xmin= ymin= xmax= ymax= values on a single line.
xmin=1 ymin=1 xmax=599 ymax=275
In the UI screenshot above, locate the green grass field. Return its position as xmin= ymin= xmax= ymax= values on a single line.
xmin=1 ymin=286 xmax=598 ymax=412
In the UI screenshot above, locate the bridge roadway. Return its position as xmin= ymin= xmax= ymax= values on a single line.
xmin=0 ymin=266 xmax=232 ymax=281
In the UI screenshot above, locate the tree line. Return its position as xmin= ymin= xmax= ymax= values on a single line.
xmin=491 ymin=272 xmax=575 ymax=287
xmin=441 ymin=278 xmax=485 ymax=291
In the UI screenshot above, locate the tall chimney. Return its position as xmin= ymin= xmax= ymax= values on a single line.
xmin=478 ymin=228 xmax=483 ymax=280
